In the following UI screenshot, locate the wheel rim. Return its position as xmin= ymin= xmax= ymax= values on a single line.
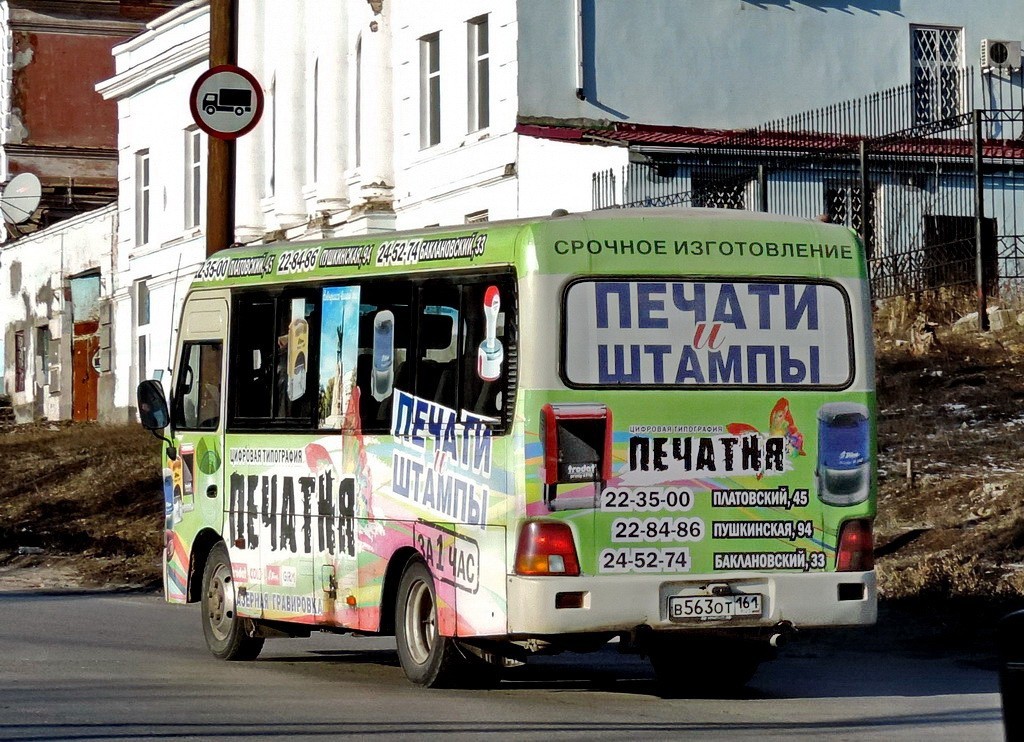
xmin=403 ymin=578 xmax=436 ymax=665
xmin=206 ymin=561 xmax=236 ymax=642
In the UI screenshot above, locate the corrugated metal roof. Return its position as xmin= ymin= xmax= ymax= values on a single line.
xmin=515 ymin=121 xmax=1024 ymax=160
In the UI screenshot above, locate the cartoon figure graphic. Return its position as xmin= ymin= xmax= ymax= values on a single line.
xmin=728 ymin=398 xmax=805 ymax=458
xmin=769 ymin=398 xmax=806 ymax=458
xmin=477 ymin=285 xmax=504 ymax=381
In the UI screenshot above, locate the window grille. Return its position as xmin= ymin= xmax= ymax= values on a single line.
xmin=912 ymin=26 xmax=964 ymax=125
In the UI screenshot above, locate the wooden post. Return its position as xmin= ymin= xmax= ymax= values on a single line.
xmin=205 ymin=0 xmax=237 ymax=258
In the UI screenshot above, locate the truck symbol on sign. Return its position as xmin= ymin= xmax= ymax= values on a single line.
xmin=203 ymin=88 xmax=252 ymax=116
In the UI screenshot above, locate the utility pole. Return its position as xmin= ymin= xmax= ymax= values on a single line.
xmin=206 ymin=0 xmax=237 ymax=258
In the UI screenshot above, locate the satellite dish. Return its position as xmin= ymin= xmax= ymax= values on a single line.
xmin=1 ymin=173 xmax=41 ymax=224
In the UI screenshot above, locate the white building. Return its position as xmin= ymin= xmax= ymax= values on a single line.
xmin=96 ymin=1 xmax=211 ymax=422
xmin=6 ymin=0 xmax=1023 ymax=420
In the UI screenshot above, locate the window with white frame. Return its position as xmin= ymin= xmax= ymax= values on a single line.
xmin=184 ymin=127 xmax=203 ymax=229
xmin=136 ymin=150 xmax=150 ymax=245
xmin=266 ymin=77 xmax=276 ymax=196
xmin=311 ymin=59 xmax=320 ymax=184
xmin=911 ymin=25 xmax=964 ymax=125
xmin=420 ymin=32 xmax=441 ymax=148
xmin=36 ymin=326 xmax=49 ymax=388
xmin=135 ymin=278 xmax=151 ymax=383
xmin=467 ymin=16 xmax=489 ymax=133
xmin=355 ymin=36 xmax=362 ymax=168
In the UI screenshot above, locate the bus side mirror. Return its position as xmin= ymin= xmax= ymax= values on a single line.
xmin=137 ymin=379 xmax=177 ymax=461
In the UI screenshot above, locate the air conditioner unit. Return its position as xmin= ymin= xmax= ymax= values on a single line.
xmin=981 ymin=39 xmax=1021 ymax=70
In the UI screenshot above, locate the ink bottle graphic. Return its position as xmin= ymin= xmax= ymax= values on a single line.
xmin=816 ymin=402 xmax=870 ymax=506
xmin=477 ymin=286 xmax=503 ymax=381
xmin=372 ymin=309 xmax=395 ymax=401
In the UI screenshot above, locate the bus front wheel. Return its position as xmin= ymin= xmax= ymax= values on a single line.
xmin=395 ymin=560 xmax=500 ymax=688
xmin=201 ymin=542 xmax=264 ymax=661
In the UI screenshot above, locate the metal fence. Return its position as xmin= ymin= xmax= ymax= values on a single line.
xmin=593 ymin=67 xmax=1024 ymax=306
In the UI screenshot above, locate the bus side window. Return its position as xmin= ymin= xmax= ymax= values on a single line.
xmin=355 ymin=283 xmax=411 ymax=432
xmin=461 ymin=276 xmax=514 ymax=418
xmin=417 ymin=282 xmax=460 ymax=411
xmin=231 ymin=297 xmax=275 ymax=420
xmin=229 ymin=292 xmax=320 ymax=428
xmin=275 ymin=294 xmax=319 ymax=421
xmin=172 ymin=342 xmax=223 ymax=430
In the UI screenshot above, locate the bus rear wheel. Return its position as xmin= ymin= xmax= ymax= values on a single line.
xmin=394 ymin=560 xmax=499 ymax=688
xmin=201 ymin=542 xmax=264 ymax=661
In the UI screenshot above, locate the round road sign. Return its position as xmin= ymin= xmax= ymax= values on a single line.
xmin=190 ymin=64 xmax=264 ymax=140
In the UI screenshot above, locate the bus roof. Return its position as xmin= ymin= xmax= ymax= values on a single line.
xmin=190 ymin=208 xmax=865 ymax=290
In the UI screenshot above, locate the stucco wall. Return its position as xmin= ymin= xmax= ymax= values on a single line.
xmin=517 ymin=0 xmax=1024 ymax=128
xmin=0 ymin=205 xmax=115 ymax=422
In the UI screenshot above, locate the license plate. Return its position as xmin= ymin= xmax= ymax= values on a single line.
xmin=668 ymin=594 xmax=762 ymax=622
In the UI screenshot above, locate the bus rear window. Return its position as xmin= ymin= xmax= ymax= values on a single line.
xmin=561 ymin=279 xmax=853 ymax=389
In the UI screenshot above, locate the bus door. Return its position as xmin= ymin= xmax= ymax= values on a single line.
xmin=168 ymin=295 xmax=228 ymax=603
xmin=226 ymin=290 xmax=324 ymax=624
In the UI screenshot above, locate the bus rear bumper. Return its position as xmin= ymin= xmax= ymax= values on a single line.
xmin=506 ymin=570 xmax=876 ymax=636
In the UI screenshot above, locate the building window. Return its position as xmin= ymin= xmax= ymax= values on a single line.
xmin=138 ymin=335 xmax=148 ymax=384
xmin=137 ymin=279 xmax=150 ymax=326
xmin=14 ymin=330 xmax=25 ymax=393
xmin=355 ymin=36 xmax=362 ymax=168
xmin=420 ymin=32 xmax=441 ymax=148
xmin=825 ymin=182 xmax=876 ymax=256
xmin=467 ymin=16 xmax=489 ymax=132
xmin=692 ymin=170 xmax=748 ymax=209
xmin=185 ymin=128 xmax=203 ymax=229
xmin=311 ymin=59 xmax=320 ymax=184
xmin=136 ymin=279 xmax=150 ymax=382
xmin=912 ymin=25 xmax=964 ymax=125
xmin=136 ymin=151 xmax=150 ymax=245
xmin=266 ymin=78 xmax=276 ymax=196
xmin=36 ymin=326 xmax=49 ymax=386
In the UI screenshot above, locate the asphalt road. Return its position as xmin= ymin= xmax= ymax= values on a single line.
xmin=0 ymin=591 xmax=1004 ymax=741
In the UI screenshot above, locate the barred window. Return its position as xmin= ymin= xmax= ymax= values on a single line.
xmin=912 ymin=26 xmax=964 ymax=125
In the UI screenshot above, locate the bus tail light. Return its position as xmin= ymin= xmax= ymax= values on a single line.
xmin=515 ymin=521 xmax=581 ymax=576
xmin=836 ymin=519 xmax=874 ymax=572
xmin=539 ymin=403 xmax=613 ymax=510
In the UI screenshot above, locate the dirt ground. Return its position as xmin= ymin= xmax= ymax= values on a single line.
xmin=4 ymin=297 xmax=1024 ymax=651
xmin=0 ymin=420 xmax=163 ymax=591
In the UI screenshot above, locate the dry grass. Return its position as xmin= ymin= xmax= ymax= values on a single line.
xmin=0 ymin=421 xmax=163 ymax=588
